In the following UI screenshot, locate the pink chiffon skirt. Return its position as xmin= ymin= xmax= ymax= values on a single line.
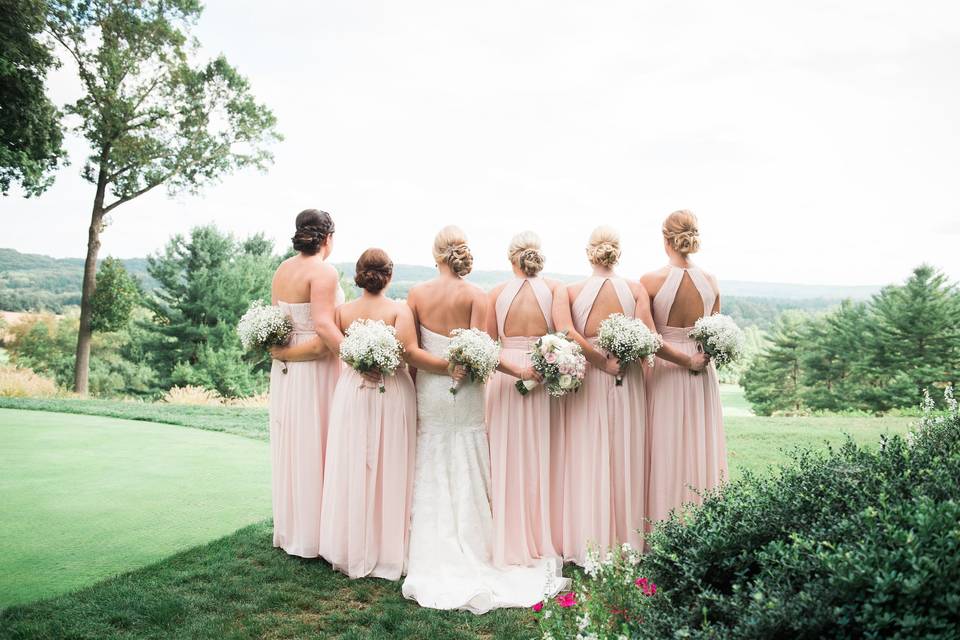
xmin=646 ymin=327 xmax=728 ymax=526
xmin=319 ymin=367 xmax=417 ymax=579
xmin=269 ymin=340 xmax=342 ymax=557
xmin=559 ymin=340 xmax=647 ymax=564
xmin=486 ymin=338 xmax=557 ymax=567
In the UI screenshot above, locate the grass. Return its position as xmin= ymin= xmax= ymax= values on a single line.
xmin=0 ymin=390 xmax=919 ymax=639
xmin=0 ymin=397 xmax=269 ymax=442
xmin=0 ymin=409 xmax=270 ymax=608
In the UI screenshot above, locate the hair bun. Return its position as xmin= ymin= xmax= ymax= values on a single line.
xmin=445 ymin=243 xmax=474 ymax=277
xmin=662 ymin=210 xmax=700 ymax=255
xmin=354 ymin=248 xmax=393 ymax=293
xmin=507 ymin=231 xmax=545 ymax=277
xmin=292 ymin=210 xmax=335 ymax=255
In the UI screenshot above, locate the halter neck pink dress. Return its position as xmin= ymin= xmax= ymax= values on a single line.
xmin=485 ymin=277 xmax=559 ymax=567
xmin=560 ymin=276 xmax=648 ymax=564
xmin=646 ymin=266 xmax=728 ymax=525
xmin=270 ymin=289 xmax=344 ymax=558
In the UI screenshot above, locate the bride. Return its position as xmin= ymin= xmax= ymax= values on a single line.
xmin=401 ymin=226 xmax=567 ymax=614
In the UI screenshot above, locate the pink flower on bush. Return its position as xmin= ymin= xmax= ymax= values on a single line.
xmin=556 ymin=592 xmax=577 ymax=608
xmin=531 ymin=601 xmax=543 ymax=612
xmin=635 ymin=577 xmax=657 ymax=596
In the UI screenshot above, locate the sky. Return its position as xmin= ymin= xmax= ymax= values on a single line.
xmin=4 ymin=0 xmax=959 ymax=286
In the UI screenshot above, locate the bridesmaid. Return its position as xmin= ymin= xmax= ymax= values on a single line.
xmin=552 ymin=226 xmax=650 ymax=563
xmin=319 ymin=249 xmax=451 ymax=580
xmin=484 ymin=231 xmax=563 ymax=567
xmin=267 ymin=209 xmax=344 ymax=558
xmin=641 ymin=210 xmax=723 ymax=525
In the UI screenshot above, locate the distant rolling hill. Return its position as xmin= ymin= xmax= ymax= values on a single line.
xmin=1 ymin=247 xmax=880 ymax=330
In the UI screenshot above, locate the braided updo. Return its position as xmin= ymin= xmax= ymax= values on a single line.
xmin=432 ymin=225 xmax=474 ymax=277
xmin=507 ymin=231 xmax=545 ymax=277
xmin=354 ymin=248 xmax=393 ymax=294
xmin=292 ymin=209 xmax=335 ymax=255
xmin=586 ymin=225 xmax=622 ymax=267
xmin=662 ymin=210 xmax=700 ymax=255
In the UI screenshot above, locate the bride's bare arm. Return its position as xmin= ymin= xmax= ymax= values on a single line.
xmin=396 ymin=304 xmax=454 ymax=376
xmin=552 ymin=284 xmax=619 ymax=376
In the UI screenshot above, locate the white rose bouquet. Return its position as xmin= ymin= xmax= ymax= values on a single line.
xmin=688 ymin=313 xmax=746 ymax=375
xmin=237 ymin=301 xmax=293 ymax=351
xmin=339 ymin=319 xmax=404 ymax=392
xmin=597 ymin=313 xmax=663 ymax=385
xmin=517 ymin=332 xmax=587 ymax=397
xmin=445 ymin=328 xmax=501 ymax=395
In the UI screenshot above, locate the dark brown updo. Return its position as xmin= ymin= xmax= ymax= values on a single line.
xmin=354 ymin=248 xmax=393 ymax=293
xmin=292 ymin=209 xmax=335 ymax=255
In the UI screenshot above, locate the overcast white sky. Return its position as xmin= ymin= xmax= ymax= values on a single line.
xmin=4 ymin=0 xmax=959 ymax=285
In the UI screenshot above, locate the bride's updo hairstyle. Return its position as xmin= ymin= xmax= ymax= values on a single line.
xmin=432 ymin=225 xmax=473 ymax=277
xmin=292 ymin=209 xmax=335 ymax=255
xmin=662 ymin=210 xmax=701 ymax=255
xmin=586 ymin=225 xmax=621 ymax=267
xmin=507 ymin=231 xmax=545 ymax=277
xmin=354 ymin=248 xmax=393 ymax=294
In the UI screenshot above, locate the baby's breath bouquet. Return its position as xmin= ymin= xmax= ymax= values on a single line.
xmin=597 ymin=313 xmax=663 ymax=385
xmin=339 ymin=319 xmax=404 ymax=393
xmin=688 ymin=313 xmax=745 ymax=375
xmin=445 ymin=328 xmax=501 ymax=395
xmin=517 ymin=332 xmax=586 ymax=397
xmin=237 ymin=301 xmax=293 ymax=351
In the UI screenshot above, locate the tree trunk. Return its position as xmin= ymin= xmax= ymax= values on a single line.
xmin=73 ymin=157 xmax=109 ymax=394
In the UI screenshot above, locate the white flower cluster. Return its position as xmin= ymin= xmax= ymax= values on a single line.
xmin=339 ymin=319 xmax=404 ymax=392
xmin=688 ymin=312 xmax=746 ymax=369
xmin=237 ymin=301 xmax=293 ymax=351
xmin=598 ymin=313 xmax=663 ymax=384
xmin=445 ymin=328 xmax=501 ymax=394
xmin=522 ymin=332 xmax=587 ymax=397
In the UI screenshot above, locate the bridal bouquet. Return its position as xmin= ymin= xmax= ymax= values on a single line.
xmin=237 ymin=301 xmax=293 ymax=351
xmin=597 ymin=313 xmax=663 ymax=385
xmin=517 ymin=332 xmax=586 ymax=397
xmin=688 ymin=313 xmax=745 ymax=374
xmin=340 ymin=319 xmax=404 ymax=392
xmin=445 ymin=328 xmax=501 ymax=395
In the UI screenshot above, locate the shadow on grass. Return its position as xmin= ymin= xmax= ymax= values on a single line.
xmin=0 ymin=520 xmax=536 ymax=640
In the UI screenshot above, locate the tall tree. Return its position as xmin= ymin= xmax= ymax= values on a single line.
xmin=0 ymin=0 xmax=66 ymax=195
xmin=860 ymin=265 xmax=960 ymax=410
xmin=742 ymin=311 xmax=809 ymax=416
xmin=45 ymin=0 xmax=281 ymax=393
xmin=141 ymin=225 xmax=278 ymax=397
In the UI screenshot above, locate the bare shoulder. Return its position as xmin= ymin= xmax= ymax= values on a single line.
xmin=460 ymin=279 xmax=487 ymax=300
xmin=489 ymin=282 xmax=508 ymax=299
xmin=393 ymin=299 xmax=415 ymax=321
xmin=628 ymin=278 xmax=649 ymax=298
xmin=640 ymin=266 xmax=669 ymax=292
xmin=542 ymin=277 xmax=564 ymax=291
xmin=309 ymin=259 xmax=339 ymax=283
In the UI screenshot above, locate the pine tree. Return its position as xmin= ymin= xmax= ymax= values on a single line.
xmin=742 ymin=311 xmax=809 ymax=416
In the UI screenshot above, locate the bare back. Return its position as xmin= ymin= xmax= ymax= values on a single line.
xmin=408 ymin=276 xmax=486 ymax=337
xmin=566 ymin=277 xmax=642 ymax=338
xmin=337 ymin=296 xmax=402 ymax=332
xmin=488 ymin=278 xmax=558 ymax=338
xmin=272 ymin=254 xmax=336 ymax=304
xmin=642 ymin=265 xmax=720 ymax=329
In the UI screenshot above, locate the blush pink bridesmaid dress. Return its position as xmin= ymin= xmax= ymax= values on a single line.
xmin=485 ymin=277 xmax=559 ymax=567
xmin=269 ymin=290 xmax=344 ymax=558
xmin=560 ymin=276 xmax=647 ymax=565
xmin=646 ymin=266 xmax=728 ymax=525
xmin=318 ymin=361 xmax=418 ymax=580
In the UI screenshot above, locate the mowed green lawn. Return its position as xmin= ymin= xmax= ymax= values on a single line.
xmin=0 ymin=392 xmax=918 ymax=639
xmin=0 ymin=409 xmax=271 ymax=608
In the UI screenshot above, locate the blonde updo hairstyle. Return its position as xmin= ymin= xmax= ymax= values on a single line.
xmin=586 ymin=225 xmax=622 ymax=267
xmin=662 ymin=210 xmax=701 ymax=255
xmin=507 ymin=231 xmax=545 ymax=277
xmin=432 ymin=225 xmax=474 ymax=277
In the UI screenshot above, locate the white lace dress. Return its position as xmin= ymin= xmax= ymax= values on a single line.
xmin=401 ymin=327 xmax=567 ymax=614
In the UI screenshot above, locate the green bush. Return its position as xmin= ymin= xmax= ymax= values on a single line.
xmin=536 ymin=389 xmax=960 ymax=639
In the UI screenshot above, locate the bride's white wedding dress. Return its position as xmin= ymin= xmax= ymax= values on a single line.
xmin=401 ymin=327 xmax=567 ymax=614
